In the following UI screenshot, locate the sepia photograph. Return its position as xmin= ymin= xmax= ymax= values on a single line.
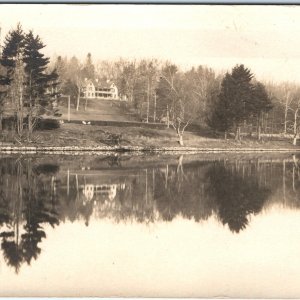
xmin=0 ymin=3 xmax=300 ymax=297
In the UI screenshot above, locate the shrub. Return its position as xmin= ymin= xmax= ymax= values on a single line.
xmin=35 ymin=118 xmax=60 ymax=130
xmin=2 ymin=116 xmax=16 ymax=130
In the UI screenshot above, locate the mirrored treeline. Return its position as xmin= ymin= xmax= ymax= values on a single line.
xmin=0 ymin=154 xmax=299 ymax=272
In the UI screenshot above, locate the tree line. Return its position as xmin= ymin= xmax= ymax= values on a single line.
xmin=52 ymin=53 xmax=221 ymax=145
xmin=1 ymin=24 xmax=300 ymax=146
xmin=53 ymin=52 xmax=300 ymax=145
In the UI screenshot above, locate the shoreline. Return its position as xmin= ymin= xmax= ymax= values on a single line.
xmin=1 ymin=123 xmax=299 ymax=154
xmin=1 ymin=145 xmax=300 ymax=154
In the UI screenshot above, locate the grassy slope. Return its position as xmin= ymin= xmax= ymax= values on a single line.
xmin=1 ymin=122 xmax=297 ymax=149
xmin=1 ymin=100 xmax=299 ymax=149
xmin=59 ymin=99 xmax=136 ymax=122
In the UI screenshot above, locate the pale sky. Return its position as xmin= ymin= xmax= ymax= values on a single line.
xmin=1 ymin=4 xmax=300 ymax=83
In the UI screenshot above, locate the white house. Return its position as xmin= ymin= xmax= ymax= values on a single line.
xmin=82 ymin=79 xmax=119 ymax=100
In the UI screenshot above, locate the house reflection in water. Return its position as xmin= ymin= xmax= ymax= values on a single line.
xmin=60 ymin=165 xmax=162 ymax=226
xmin=63 ymin=168 xmax=130 ymax=225
xmin=82 ymin=183 xmax=126 ymax=205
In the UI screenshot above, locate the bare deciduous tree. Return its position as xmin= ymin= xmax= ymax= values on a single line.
xmin=159 ymin=66 xmax=201 ymax=146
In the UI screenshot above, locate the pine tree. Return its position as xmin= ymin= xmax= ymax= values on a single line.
xmin=225 ymin=64 xmax=253 ymax=140
xmin=0 ymin=24 xmax=25 ymax=83
xmin=23 ymin=31 xmax=59 ymax=135
xmin=0 ymin=25 xmax=58 ymax=137
xmin=251 ymin=82 xmax=273 ymax=140
xmin=0 ymin=24 xmax=26 ymax=136
xmin=207 ymin=85 xmax=232 ymax=139
xmin=208 ymin=65 xmax=254 ymax=140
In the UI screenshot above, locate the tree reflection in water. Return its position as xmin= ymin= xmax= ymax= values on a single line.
xmin=0 ymin=158 xmax=60 ymax=273
xmin=154 ymin=158 xmax=214 ymax=222
xmin=205 ymin=162 xmax=271 ymax=233
xmin=0 ymin=154 xmax=299 ymax=272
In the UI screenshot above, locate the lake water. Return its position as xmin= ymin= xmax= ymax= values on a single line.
xmin=0 ymin=153 xmax=300 ymax=297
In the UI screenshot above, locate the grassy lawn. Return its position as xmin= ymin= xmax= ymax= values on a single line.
xmin=1 ymin=122 xmax=298 ymax=149
xmin=59 ymin=99 xmax=137 ymax=122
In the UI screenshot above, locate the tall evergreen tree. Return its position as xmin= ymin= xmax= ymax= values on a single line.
xmin=0 ymin=24 xmax=26 ymax=136
xmin=0 ymin=25 xmax=58 ymax=136
xmin=23 ymin=31 xmax=59 ymax=134
xmin=0 ymin=24 xmax=25 ymax=84
xmin=208 ymin=64 xmax=254 ymax=140
xmin=224 ymin=64 xmax=253 ymax=140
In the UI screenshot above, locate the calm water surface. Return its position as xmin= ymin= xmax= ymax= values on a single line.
xmin=0 ymin=153 xmax=300 ymax=297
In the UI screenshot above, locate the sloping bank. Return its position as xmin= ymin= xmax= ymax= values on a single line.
xmin=0 ymin=145 xmax=300 ymax=154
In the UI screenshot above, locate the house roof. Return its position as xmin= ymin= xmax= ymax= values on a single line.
xmin=83 ymin=79 xmax=115 ymax=89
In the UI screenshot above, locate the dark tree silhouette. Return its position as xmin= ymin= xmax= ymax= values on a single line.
xmin=23 ymin=31 xmax=59 ymax=135
xmin=0 ymin=159 xmax=60 ymax=272
xmin=206 ymin=162 xmax=271 ymax=233
xmin=209 ymin=64 xmax=254 ymax=140
xmin=1 ymin=239 xmax=23 ymax=273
